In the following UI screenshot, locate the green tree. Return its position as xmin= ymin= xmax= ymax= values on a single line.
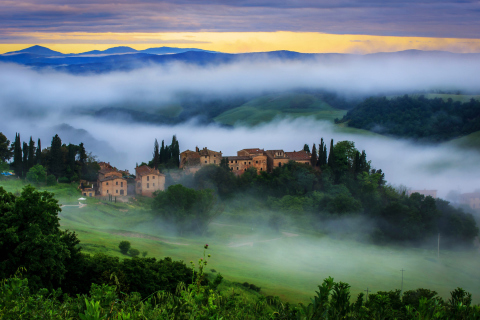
xmin=46 ymin=174 xmax=57 ymax=186
xmin=49 ymin=134 xmax=64 ymax=178
xmin=0 ymin=185 xmax=80 ymax=291
xmin=0 ymin=132 xmax=12 ymax=162
xmin=152 ymin=184 xmax=216 ymax=235
xmin=310 ymin=143 xmax=317 ymax=167
xmin=119 ymin=241 xmax=131 ymax=254
xmin=152 ymin=138 xmax=159 ymax=169
xmin=22 ymin=141 xmax=28 ymax=177
xmin=129 ymin=248 xmax=140 ymax=257
xmin=26 ymin=164 xmax=47 ymax=184
xmin=36 ymin=138 xmax=42 ymax=165
xmin=27 ymin=137 xmax=35 ymax=172
xmin=0 ymin=160 xmax=9 ymax=174
xmin=13 ymin=133 xmax=22 ymax=177
xmin=303 ymin=143 xmax=310 ymax=153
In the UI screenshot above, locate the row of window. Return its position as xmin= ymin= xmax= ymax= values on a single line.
xmin=106 ymin=181 xmax=124 ymax=187
xmin=230 ymin=160 xmax=263 ymax=164
xmin=146 ymin=175 xmax=156 ymax=181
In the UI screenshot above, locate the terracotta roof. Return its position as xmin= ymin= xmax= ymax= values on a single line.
xmin=198 ymin=148 xmax=222 ymax=156
xmin=285 ymin=151 xmax=311 ymax=161
xmin=99 ymin=176 xmax=126 ymax=182
xmin=135 ymin=165 xmax=162 ymax=176
xmin=98 ymin=168 xmax=116 ymax=174
xmin=225 ymin=156 xmax=252 ymax=161
xmin=241 ymin=148 xmax=264 ymax=154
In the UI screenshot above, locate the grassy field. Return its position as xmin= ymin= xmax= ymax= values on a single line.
xmin=2 ymin=179 xmax=480 ymax=304
xmin=214 ymin=93 xmax=347 ymax=126
xmin=445 ymin=131 xmax=480 ymax=152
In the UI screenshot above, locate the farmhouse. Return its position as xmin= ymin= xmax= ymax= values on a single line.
xmin=135 ymin=165 xmax=165 ymax=197
xmin=224 ymin=148 xmax=268 ymax=175
xmin=97 ymin=168 xmax=127 ymax=196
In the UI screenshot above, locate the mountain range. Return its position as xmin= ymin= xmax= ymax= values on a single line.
xmin=1 ymin=45 xmax=479 ymax=74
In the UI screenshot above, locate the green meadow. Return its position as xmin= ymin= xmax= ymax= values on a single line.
xmin=214 ymin=93 xmax=347 ymax=126
xmin=1 ymin=179 xmax=479 ymax=304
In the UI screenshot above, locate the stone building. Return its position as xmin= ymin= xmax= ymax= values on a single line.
xmin=459 ymin=192 xmax=480 ymax=210
xmin=135 ymin=165 xmax=165 ymax=197
xmin=180 ymin=147 xmax=223 ymax=169
xmin=225 ymin=148 xmax=268 ymax=175
xmin=97 ymin=168 xmax=127 ymax=196
xmin=265 ymin=149 xmax=311 ymax=171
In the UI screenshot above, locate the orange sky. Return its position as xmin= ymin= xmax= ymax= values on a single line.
xmin=1 ymin=32 xmax=480 ymax=54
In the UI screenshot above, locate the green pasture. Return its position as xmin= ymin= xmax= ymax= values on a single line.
xmin=214 ymin=93 xmax=347 ymax=126
xmin=2 ymin=179 xmax=480 ymax=304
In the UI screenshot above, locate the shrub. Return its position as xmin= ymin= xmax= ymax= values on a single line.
xmin=118 ymin=241 xmax=131 ymax=254
xmin=46 ymin=174 xmax=57 ymax=186
xmin=129 ymin=248 xmax=140 ymax=257
xmin=142 ymin=251 xmax=148 ymax=257
xmin=58 ymin=176 xmax=70 ymax=183
xmin=26 ymin=165 xmax=46 ymax=184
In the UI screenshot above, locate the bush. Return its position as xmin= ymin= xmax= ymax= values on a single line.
xmin=58 ymin=176 xmax=70 ymax=183
xmin=26 ymin=165 xmax=46 ymax=184
xmin=129 ymin=248 xmax=140 ymax=257
xmin=46 ymin=174 xmax=57 ymax=186
xmin=142 ymin=251 xmax=148 ymax=257
xmin=118 ymin=241 xmax=131 ymax=254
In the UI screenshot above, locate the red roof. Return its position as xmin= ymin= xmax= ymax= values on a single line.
xmin=135 ymin=165 xmax=161 ymax=176
xmin=285 ymin=150 xmax=311 ymax=161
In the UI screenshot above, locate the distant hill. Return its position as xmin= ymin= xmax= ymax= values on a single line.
xmin=5 ymin=45 xmax=63 ymax=56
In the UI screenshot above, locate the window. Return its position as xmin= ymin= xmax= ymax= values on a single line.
xmin=205 ymin=155 xmax=207 ymax=158
xmin=116 ymin=190 xmax=118 ymax=194
xmin=205 ymin=160 xmax=207 ymax=163
xmin=244 ymin=168 xmax=246 ymax=171
xmin=106 ymin=182 xmax=109 ymax=185
xmin=231 ymin=160 xmax=233 ymax=163
xmin=107 ymin=190 xmax=109 ymax=194
xmin=278 ymin=162 xmax=282 ymax=167
xmin=153 ymin=183 xmax=155 ymax=187
xmin=235 ymin=160 xmax=237 ymax=163
xmin=121 ymin=182 xmax=123 ymax=187
xmin=116 ymin=181 xmax=118 ymax=185
xmin=244 ymin=162 xmax=246 ymax=165
xmin=89 ymin=193 xmax=92 ymax=197
xmin=260 ymin=168 xmax=263 ymax=171
xmin=256 ymin=161 xmax=258 ymax=164
xmin=147 ymin=183 xmax=149 ymax=188
xmin=153 ymin=176 xmax=155 ymax=179
xmin=249 ymin=162 xmax=251 ymax=164
xmin=236 ymin=167 xmax=239 ymax=170
xmin=214 ymin=160 xmax=216 ymax=164
xmin=83 ymin=192 xmax=86 ymax=196
xmin=147 ymin=176 xmax=150 ymax=181
xmin=214 ymin=154 xmax=216 ymax=157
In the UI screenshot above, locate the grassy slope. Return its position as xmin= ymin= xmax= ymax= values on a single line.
xmin=445 ymin=131 xmax=480 ymax=152
xmin=1 ymin=179 xmax=479 ymax=304
xmin=214 ymin=93 xmax=347 ymax=126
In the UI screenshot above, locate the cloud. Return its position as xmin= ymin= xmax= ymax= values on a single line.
xmin=0 ymin=0 xmax=479 ymax=37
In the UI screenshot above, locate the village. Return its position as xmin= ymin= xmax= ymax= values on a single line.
xmin=79 ymin=145 xmax=480 ymax=213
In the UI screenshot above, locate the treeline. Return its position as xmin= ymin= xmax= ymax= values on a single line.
xmin=142 ymin=135 xmax=180 ymax=170
xmin=338 ymin=95 xmax=480 ymax=141
xmin=172 ymin=138 xmax=478 ymax=247
xmin=0 ymin=132 xmax=99 ymax=183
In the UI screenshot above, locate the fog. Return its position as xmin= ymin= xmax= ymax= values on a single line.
xmin=1 ymin=56 xmax=480 ymax=197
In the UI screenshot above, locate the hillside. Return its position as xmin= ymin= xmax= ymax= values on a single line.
xmin=214 ymin=92 xmax=347 ymax=126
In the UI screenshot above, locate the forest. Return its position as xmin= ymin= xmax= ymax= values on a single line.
xmin=338 ymin=95 xmax=480 ymax=141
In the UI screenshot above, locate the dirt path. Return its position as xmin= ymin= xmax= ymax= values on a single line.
xmin=108 ymin=230 xmax=189 ymax=246
xmin=227 ymin=231 xmax=299 ymax=248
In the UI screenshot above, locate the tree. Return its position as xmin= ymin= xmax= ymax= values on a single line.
xmin=36 ymin=138 xmax=42 ymax=165
xmin=152 ymin=184 xmax=216 ymax=235
xmin=129 ymin=248 xmax=140 ymax=257
xmin=0 ymin=160 xmax=9 ymax=173
xmin=46 ymin=174 xmax=57 ymax=186
xmin=152 ymin=139 xmax=159 ymax=169
xmin=27 ymin=137 xmax=35 ymax=172
xmin=0 ymin=132 xmax=12 ymax=162
xmin=26 ymin=164 xmax=47 ymax=184
xmin=0 ymin=185 xmax=80 ymax=291
xmin=13 ymin=133 xmax=22 ymax=177
xmin=22 ymin=141 xmax=28 ymax=177
xmin=49 ymin=134 xmax=64 ymax=178
xmin=303 ymin=144 xmax=310 ymax=153
xmin=119 ymin=241 xmax=131 ymax=254
xmin=311 ymin=143 xmax=317 ymax=167
xmin=327 ymin=139 xmax=334 ymax=168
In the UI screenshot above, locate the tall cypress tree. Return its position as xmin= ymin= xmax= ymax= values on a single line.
xmin=36 ymin=138 xmax=42 ymax=165
xmin=49 ymin=134 xmax=63 ymax=178
xmin=318 ymin=138 xmax=327 ymax=167
xmin=152 ymin=139 xmax=160 ymax=169
xmin=13 ymin=133 xmax=22 ymax=177
xmin=28 ymin=137 xmax=35 ymax=171
xmin=22 ymin=142 xmax=28 ymax=177
xmin=303 ymin=144 xmax=310 ymax=153
xmin=310 ymin=143 xmax=317 ymax=167
xmin=159 ymin=140 xmax=166 ymax=164
xmin=172 ymin=135 xmax=180 ymax=168
xmin=327 ymin=138 xmax=334 ymax=168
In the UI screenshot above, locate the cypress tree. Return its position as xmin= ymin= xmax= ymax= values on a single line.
xmin=327 ymin=139 xmax=334 ymax=168
xmin=310 ymin=144 xmax=317 ymax=167
xmin=152 ymin=139 xmax=160 ymax=169
xmin=13 ymin=133 xmax=22 ymax=177
xmin=49 ymin=134 xmax=63 ymax=178
xmin=303 ymin=144 xmax=310 ymax=153
xmin=36 ymin=138 xmax=42 ymax=165
xmin=159 ymin=140 xmax=166 ymax=164
xmin=28 ymin=137 xmax=35 ymax=171
xmin=318 ymin=138 xmax=326 ymax=167
xmin=172 ymin=135 xmax=180 ymax=167
xmin=22 ymin=141 xmax=28 ymax=177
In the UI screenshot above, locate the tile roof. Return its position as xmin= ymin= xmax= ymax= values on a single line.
xmin=285 ymin=150 xmax=311 ymax=161
xmin=135 ymin=165 xmax=161 ymax=176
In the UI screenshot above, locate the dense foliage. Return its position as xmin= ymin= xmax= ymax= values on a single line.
xmin=186 ymin=139 xmax=478 ymax=247
xmin=3 ymin=131 xmax=100 ymax=182
xmin=339 ymin=95 xmax=480 ymax=141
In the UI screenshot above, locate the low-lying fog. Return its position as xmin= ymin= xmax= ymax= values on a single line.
xmin=1 ymin=56 xmax=480 ymax=198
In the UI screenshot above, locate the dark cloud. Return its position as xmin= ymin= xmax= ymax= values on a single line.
xmin=0 ymin=0 xmax=479 ymax=38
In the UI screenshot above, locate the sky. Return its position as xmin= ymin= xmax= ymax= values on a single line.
xmin=1 ymin=0 xmax=480 ymax=54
